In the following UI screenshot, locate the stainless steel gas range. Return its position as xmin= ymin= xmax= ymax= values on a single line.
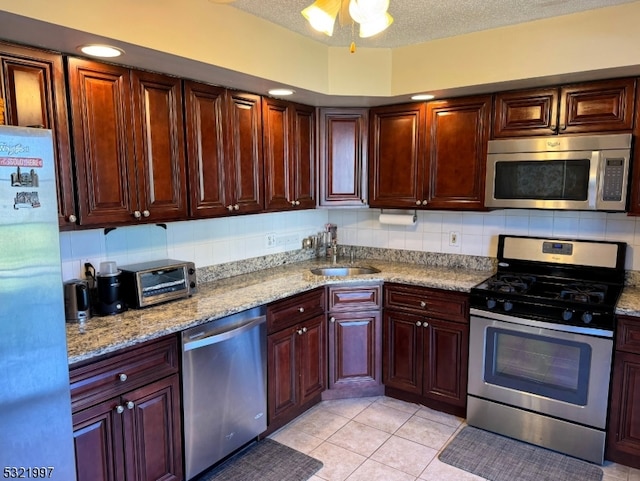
xmin=467 ymin=235 xmax=626 ymax=464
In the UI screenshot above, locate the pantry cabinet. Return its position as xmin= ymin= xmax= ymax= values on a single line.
xmin=383 ymin=283 xmax=469 ymax=416
xmin=70 ymin=336 xmax=182 ymax=481
xmin=67 ymin=57 xmax=187 ymax=226
xmin=184 ymin=81 xmax=264 ymax=217
xmin=0 ymin=41 xmax=76 ymax=229
xmin=325 ymin=284 xmax=383 ymax=399
xmin=493 ymin=78 xmax=636 ymax=138
xmin=606 ymin=315 xmax=640 ymax=468
xmin=262 ymin=98 xmax=315 ymax=211
xmin=318 ymin=108 xmax=369 ymax=207
xmin=266 ymin=288 xmax=326 ymax=432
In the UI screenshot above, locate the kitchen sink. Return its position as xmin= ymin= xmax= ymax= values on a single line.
xmin=310 ymin=266 xmax=381 ymax=276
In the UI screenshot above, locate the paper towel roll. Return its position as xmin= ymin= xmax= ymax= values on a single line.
xmin=379 ymin=213 xmax=417 ymax=226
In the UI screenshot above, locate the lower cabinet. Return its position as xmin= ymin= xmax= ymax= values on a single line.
xmin=69 ymin=336 xmax=183 ymax=481
xmin=383 ymin=283 xmax=469 ymax=416
xmin=266 ymin=288 xmax=327 ymax=432
xmin=607 ymin=315 xmax=640 ymax=468
xmin=325 ymin=284 xmax=383 ymax=399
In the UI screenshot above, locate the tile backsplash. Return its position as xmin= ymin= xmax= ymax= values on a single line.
xmin=59 ymin=208 xmax=640 ymax=281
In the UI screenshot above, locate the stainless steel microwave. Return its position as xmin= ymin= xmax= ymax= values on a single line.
xmin=119 ymin=259 xmax=196 ymax=308
xmin=484 ymin=133 xmax=632 ymax=211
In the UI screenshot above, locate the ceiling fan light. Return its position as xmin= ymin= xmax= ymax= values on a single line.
xmin=358 ymin=12 xmax=393 ymax=38
xmin=302 ymin=0 xmax=341 ymax=36
xmin=348 ymin=0 xmax=389 ymax=24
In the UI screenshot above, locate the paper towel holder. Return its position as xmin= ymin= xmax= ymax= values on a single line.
xmin=379 ymin=209 xmax=417 ymax=224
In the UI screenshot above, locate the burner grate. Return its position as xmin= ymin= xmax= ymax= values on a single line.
xmin=487 ymin=275 xmax=536 ymax=294
xmin=559 ymin=283 xmax=607 ymax=304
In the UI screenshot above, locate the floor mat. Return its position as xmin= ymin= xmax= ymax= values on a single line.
xmin=439 ymin=426 xmax=603 ymax=481
xmin=195 ymin=438 xmax=323 ymax=481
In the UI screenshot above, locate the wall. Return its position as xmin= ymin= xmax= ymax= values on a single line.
xmin=59 ymin=208 xmax=640 ymax=281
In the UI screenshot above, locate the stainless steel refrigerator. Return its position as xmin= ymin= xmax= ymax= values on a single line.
xmin=0 ymin=126 xmax=76 ymax=480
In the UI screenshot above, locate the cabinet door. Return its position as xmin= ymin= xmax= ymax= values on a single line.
xmin=369 ymin=103 xmax=426 ymax=208
xmin=263 ymin=98 xmax=292 ymax=211
xmin=0 ymin=43 xmax=76 ymax=228
xmin=131 ymin=70 xmax=187 ymax=222
xmin=291 ymin=103 xmax=315 ymax=209
xmin=425 ymin=95 xmax=491 ymax=210
xmin=184 ymin=80 xmax=229 ymax=217
xmin=318 ymin=108 xmax=368 ymax=207
xmin=382 ymin=310 xmax=423 ymax=395
xmin=67 ymin=57 xmax=137 ymax=225
xmin=72 ymin=398 xmax=124 ymax=481
xmin=559 ymin=78 xmax=636 ymax=134
xmin=328 ymin=311 xmax=381 ymax=388
xmin=422 ymin=317 xmax=468 ymax=407
xmin=298 ymin=314 xmax=327 ymax=405
xmin=267 ymin=327 xmax=298 ymax=424
xmin=226 ymin=91 xmax=264 ymax=214
xmin=122 ymin=375 xmax=183 ymax=481
xmin=492 ymin=87 xmax=559 ymax=138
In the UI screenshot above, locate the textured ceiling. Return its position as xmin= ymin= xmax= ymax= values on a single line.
xmin=223 ymin=0 xmax=638 ymax=49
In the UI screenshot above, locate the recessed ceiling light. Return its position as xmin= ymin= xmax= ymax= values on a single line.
xmin=78 ymin=44 xmax=125 ymax=58
xmin=411 ymin=94 xmax=435 ymax=101
xmin=268 ymin=88 xmax=295 ymax=96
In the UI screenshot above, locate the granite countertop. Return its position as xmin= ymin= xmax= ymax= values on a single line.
xmin=66 ymin=258 xmax=493 ymax=365
xmin=616 ymin=286 xmax=640 ymax=318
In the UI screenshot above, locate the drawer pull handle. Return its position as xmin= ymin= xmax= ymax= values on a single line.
xmin=420 ymin=301 xmax=426 ymax=308
xmin=126 ymin=401 xmax=135 ymax=410
xmin=416 ymin=321 xmax=422 ymax=327
xmin=116 ymin=405 xmax=124 ymax=414
xmin=119 ymin=373 xmax=128 ymax=382
xmin=298 ymin=307 xmax=305 ymax=313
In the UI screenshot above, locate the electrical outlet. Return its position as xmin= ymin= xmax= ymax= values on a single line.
xmin=449 ymin=231 xmax=460 ymax=246
xmin=265 ymin=233 xmax=276 ymax=248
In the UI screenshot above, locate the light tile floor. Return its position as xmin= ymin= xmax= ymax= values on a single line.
xmin=269 ymin=396 xmax=640 ymax=481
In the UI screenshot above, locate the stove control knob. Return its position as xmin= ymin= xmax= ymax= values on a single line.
xmin=582 ymin=312 xmax=593 ymax=324
xmin=503 ymin=301 xmax=513 ymax=312
xmin=486 ymin=299 xmax=497 ymax=309
xmin=562 ymin=310 xmax=573 ymax=321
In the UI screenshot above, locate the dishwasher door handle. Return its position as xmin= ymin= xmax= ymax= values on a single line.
xmin=183 ymin=315 xmax=266 ymax=352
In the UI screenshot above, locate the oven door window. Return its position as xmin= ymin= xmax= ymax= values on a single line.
xmin=484 ymin=327 xmax=591 ymax=405
xmin=494 ymin=159 xmax=590 ymax=200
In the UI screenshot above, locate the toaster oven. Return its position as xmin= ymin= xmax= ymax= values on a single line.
xmin=119 ymin=259 xmax=196 ymax=308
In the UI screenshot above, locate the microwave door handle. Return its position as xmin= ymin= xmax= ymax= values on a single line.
xmin=588 ymin=151 xmax=600 ymax=210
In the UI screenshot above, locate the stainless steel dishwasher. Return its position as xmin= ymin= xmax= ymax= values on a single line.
xmin=181 ymin=306 xmax=267 ymax=480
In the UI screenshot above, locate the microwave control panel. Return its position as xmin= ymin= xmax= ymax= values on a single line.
xmin=602 ymin=158 xmax=625 ymax=201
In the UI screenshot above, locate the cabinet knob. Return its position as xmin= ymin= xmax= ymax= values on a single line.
xmin=298 ymin=307 xmax=305 ymax=313
xmin=68 ymin=214 xmax=77 ymax=223
xmin=302 ymin=327 xmax=307 ymax=333
xmin=423 ymin=322 xmax=429 ymax=328
xmin=133 ymin=210 xmax=142 ymax=219
xmin=415 ymin=200 xmax=421 ymax=206
xmin=420 ymin=301 xmax=427 ymax=308
xmin=227 ymin=205 xmax=234 ymax=211
xmin=126 ymin=401 xmax=135 ymax=410
xmin=330 ymin=317 xmax=335 ymax=323
xmin=142 ymin=210 xmax=150 ymax=218
xmin=297 ymin=329 xmax=303 ymax=335
xmin=233 ymin=204 xmax=239 ymax=211
xmin=116 ymin=405 xmax=125 ymax=414
xmin=422 ymin=200 xmax=428 ymax=205
xmin=119 ymin=373 xmax=128 ymax=382
xmin=416 ymin=321 xmax=422 ymax=327
xmin=290 ymin=200 xmax=296 ymax=206
xmin=295 ymin=200 xmax=300 ymax=206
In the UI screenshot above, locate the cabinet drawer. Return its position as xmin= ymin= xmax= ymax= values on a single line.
xmin=616 ymin=316 xmax=640 ymax=354
xmin=384 ymin=283 xmax=469 ymax=323
xmin=267 ymin=288 xmax=326 ymax=333
xmin=69 ymin=335 xmax=179 ymax=412
xmin=328 ymin=284 xmax=381 ymax=312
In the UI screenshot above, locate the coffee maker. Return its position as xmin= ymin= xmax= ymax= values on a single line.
xmin=95 ymin=261 xmax=126 ymax=316
xmin=63 ymin=279 xmax=91 ymax=323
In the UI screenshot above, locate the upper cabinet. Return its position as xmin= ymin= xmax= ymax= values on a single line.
xmin=184 ymin=81 xmax=264 ymax=218
xmin=67 ymin=57 xmax=187 ymax=226
xmin=0 ymin=41 xmax=76 ymax=229
xmin=369 ymin=96 xmax=490 ymax=210
xmin=262 ymin=98 xmax=315 ymax=211
xmin=493 ymin=78 xmax=636 ymax=138
xmin=318 ymin=108 xmax=369 ymax=207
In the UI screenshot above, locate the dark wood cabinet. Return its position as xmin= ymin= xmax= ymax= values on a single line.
xmin=263 ymin=98 xmax=315 ymax=211
xmin=607 ymin=315 xmax=640 ymax=468
xmin=67 ymin=57 xmax=187 ymax=226
xmin=369 ymin=96 xmax=490 ymax=210
xmin=383 ymin=283 xmax=469 ymax=416
xmin=184 ymin=81 xmax=263 ymax=217
xmin=425 ymin=95 xmax=491 ymax=210
xmin=70 ymin=336 xmax=182 ymax=481
xmin=626 ymin=81 xmax=640 ymax=216
xmin=0 ymin=41 xmax=76 ymax=229
xmin=266 ymin=288 xmax=326 ymax=431
xmin=318 ymin=108 xmax=368 ymax=207
xmin=493 ymin=78 xmax=636 ymax=138
xmin=325 ymin=284 xmax=383 ymax=399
